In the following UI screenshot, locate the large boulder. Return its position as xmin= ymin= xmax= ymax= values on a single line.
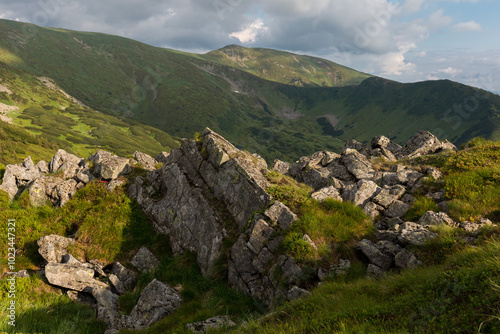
xmin=342 ymin=180 xmax=379 ymax=207
xmin=341 ymin=149 xmax=374 ymax=180
xmin=133 ymin=151 xmax=157 ymax=171
xmin=129 ymin=279 xmax=182 ymax=330
xmin=49 ymin=149 xmax=84 ymax=175
xmin=0 ymin=157 xmax=41 ymax=199
xmin=130 ymin=247 xmax=159 ymax=273
xmin=397 ymin=131 xmax=443 ymax=159
xmin=37 ymin=234 xmax=75 ymax=263
xmin=45 ymin=263 xmax=108 ymax=291
xmin=89 ymin=150 xmax=132 ymax=180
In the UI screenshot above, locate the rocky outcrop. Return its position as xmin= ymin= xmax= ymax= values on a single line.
xmin=129 ymin=128 xmax=272 ymax=276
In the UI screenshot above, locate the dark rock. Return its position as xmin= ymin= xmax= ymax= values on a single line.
xmin=384 ymin=200 xmax=410 ymax=218
xmin=155 ymin=151 xmax=170 ymax=163
xmin=287 ymin=285 xmax=311 ymax=300
xmin=186 ymin=316 xmax=236 ymax=333
xmin=359 ymin=239 xmax=392 ymax=270
xmin=265 ymin=201 xmax=298 ymax=230
xmin=130 ymin=247 xmax=159 ymax=272
xmin=129 ymin=279 xmax=182 ymax=330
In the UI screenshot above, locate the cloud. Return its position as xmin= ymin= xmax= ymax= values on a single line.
xmin=438 ymin=67 xmax=462 ymax=76
xmin=452 ymin=21 xmax=482 ymax=32
xmin=229 ymin=18 xmax=268 ymax=43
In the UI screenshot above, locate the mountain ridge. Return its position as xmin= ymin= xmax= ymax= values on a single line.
xmin=1 ymin=18 xmax=500 ymax=163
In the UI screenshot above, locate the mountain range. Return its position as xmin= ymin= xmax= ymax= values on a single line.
xmin=1 ymin=18 xmax=500 ymax=162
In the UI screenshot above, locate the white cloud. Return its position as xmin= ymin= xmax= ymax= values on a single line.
xmin=426 ymin=74 xmax=439 ymax=80
xmin=452 ymin=21 xmax=482 ymax=32
xmin=229 ymin=18 xmax=268 ymax=44
xmin=438 ymin=67 xmax=462 ymax=76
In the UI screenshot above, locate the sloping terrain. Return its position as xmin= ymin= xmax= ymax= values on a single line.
xmin=1 ymin=19 xmax=500 ymax=163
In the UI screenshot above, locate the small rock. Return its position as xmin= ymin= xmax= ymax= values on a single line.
xmin=287 ymin=285 xmax=311 ymax=301
xmin=311 ymin=186 xmax=342 ymax=202
xmin=186 ymin=316 xmax=236 ymax=333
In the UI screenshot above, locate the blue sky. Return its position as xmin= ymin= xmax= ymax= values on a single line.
xmin=1 ymin=0 xmax=499 ymax=93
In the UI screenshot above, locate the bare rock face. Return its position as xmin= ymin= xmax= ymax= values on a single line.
xmin=129 ymin=279 xmax=182 ymax=330
xmin=155 ymin=151 xmax=170 ymax=163
xmin=311 ymin=186 xmax=342 ymax=202
xmin=0 ymin=157 xmax=41 ymax=199
xmin=89 ymin=150 xmax=132 ymax=180
xmin=129 ymin=128 xmax=272 ymax=276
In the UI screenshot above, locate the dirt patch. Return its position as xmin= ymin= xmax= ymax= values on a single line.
xmin=322 ymin=114 xmax=341 ymax=127
xmin=0 ymin=84 xmax=12 ymax=95
xmin=280 ymin=106 xmax=302 ymax=120
xmin=0 ymin=102 xmax=19 ymax=124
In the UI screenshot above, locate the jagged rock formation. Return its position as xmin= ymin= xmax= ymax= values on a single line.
xmin=130 ymin=128 xmax=305 ymax=307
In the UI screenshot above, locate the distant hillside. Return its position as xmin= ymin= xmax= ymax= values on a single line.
xmin=0 ymin=61 xmax=179 ymax=165
xmin=202 ymin=44 xmax=371 ymax=87
xmin=1 ymin=19 xmax=500 ymax=162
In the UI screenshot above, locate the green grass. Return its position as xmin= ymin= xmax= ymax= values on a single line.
xmin=0 ymin=178 xmax=258 ymax=333
xmin=266 ymin=170 xmax=374 ymax=264
xmin=2 ymin=19 xmax=500 ymax=162
xmin=227 ymin=237 xmax=500 ymax=334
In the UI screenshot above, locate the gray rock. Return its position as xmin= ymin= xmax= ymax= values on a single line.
xmin=372 ymin=185 xmax=406 ymax=208
xmin=45 ymin=263 xmax=107 ymax=291
xmin=359 ymin=239 xmax=392 ymax=270
xmin=155 ymin=152 xmax=170 ymax=163
xmin=341 ymin=149 xmax=375 ymax=179
xmin=344 ymin=140 xmax=369 ymax=156
xmin=265 ymin=201 xmax=298 ymax=230
xmin=376 ymin=240 xmax=401 ymax=257
xmin=110 ymin=262 xmax=138 ymax=291
xmin=367 ymin=264 xmax=385 ymax=277
xmin=49 ymin=149 xmax=83 ymax=174
xmin=287 ymin=285 xmax=311 ymax=301
xmin=384 ymin=200 xmax=410 ymax=218
xmin=418 ymin=211 xmax=457 ymax=227
xmin=343 ymin=180 xmax=379 ymax=207
xmin=89 ymin=150 xmax=132 ymax=180
xmin=35 ymin=160 xmax=49 ymax=174
xmin=133 ymin=151 xmax=157 ymax=171
xmin=395 ymin=249 xmax=421 ymax=269
xmin=0 ymin=159 xmax=41 ymax=199
xmin=460 ymin=218 xmax=494 ymax=234
xmin=52 ymin=179 xmax=78 ymax=206
xmin=37 ymin=234 xmax=75 ymax=263
xmin=398 ymin=131 xmax=443 ymax=159
xmin=247 ymin=219 xmax=275 ymax=254
xmin=186 ymin=316 xmax=236 ymax=333
xmin=398 ymin=222 xmax=437 ymax=246
xmin=329 ymin=259 xmax=351 ymax=276
xmin=129 ymin=279 xmax=182 ymax=329
xmin=107 ymin=179 xmax=126 ymax=192
xmin=311 ymin=186 xmax=342 ymax=202
xmin=130 ymin=247 xmax=159 ymax=272
xmin=75 ymin=168 xmax=94 ymax=184
xmin=271 ymin=159 xmax=290 ymax=175
xmin=321 ymin=151 xmax=341 ymax=166
xmin=363 ymin=201 xmax=383 ymax=220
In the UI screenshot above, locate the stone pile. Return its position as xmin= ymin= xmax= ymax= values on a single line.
xmin=0 ymin=149 xmax=160 ymax=207
xmin=36 ymin=234 xmax=181 ymax=333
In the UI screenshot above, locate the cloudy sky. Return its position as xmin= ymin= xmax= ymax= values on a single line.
xmin=1 ymin=0 xmax=499 ymax=93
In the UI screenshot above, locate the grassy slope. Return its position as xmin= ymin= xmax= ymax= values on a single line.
xmin=1 ymin=19 xmax=500 ymax=162
xmin=201 ymin=44 xmax=371 ymax=87
xmin=0 ymin=139 xmax=499 ymax=333
xmin=0 ymin=61 xmax=179 ymax=162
